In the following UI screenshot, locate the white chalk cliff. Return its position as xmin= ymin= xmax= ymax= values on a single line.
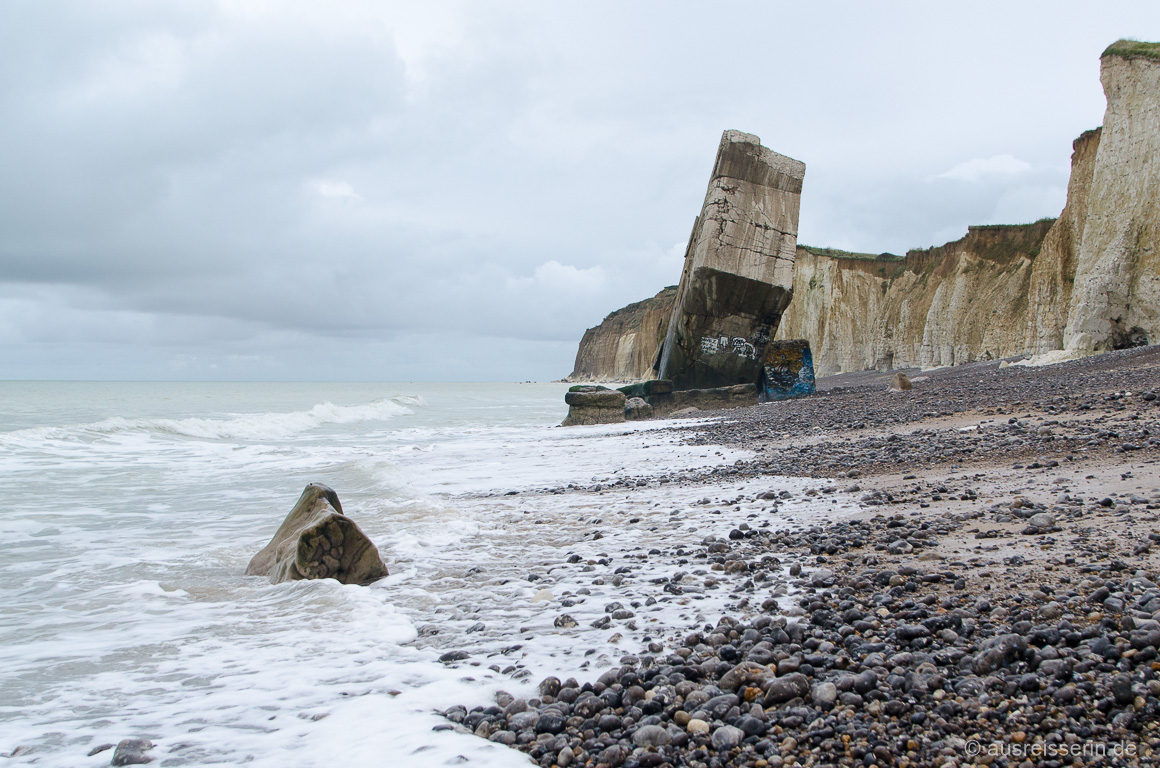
xmin=778 ymin=41 xmax=1159 ymax=375
xmin=1065 ymin=43 xmax=1160 ymax=354
xmin=776 ymin=223 xmax=1057 ymax=375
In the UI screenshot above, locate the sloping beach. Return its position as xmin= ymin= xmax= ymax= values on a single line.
xmin=441 ymin=348 xmax=1160 ymax=768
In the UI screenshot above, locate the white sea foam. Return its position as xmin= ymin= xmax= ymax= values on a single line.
xmin=0 ymin=382 xmax=848 ymax=767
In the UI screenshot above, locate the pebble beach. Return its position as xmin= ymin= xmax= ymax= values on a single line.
xmin=439 ymin=347 xmax=1160 ymax=768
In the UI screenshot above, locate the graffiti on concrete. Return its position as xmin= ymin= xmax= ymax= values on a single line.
xmin=760 ymin=340 xmax=816 ymax=401
xmin=700 ymin=335 xmax=758 ymax=360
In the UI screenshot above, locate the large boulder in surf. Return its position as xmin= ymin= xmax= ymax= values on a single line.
xmin=246 ymin=483 xmax=389 ymax=585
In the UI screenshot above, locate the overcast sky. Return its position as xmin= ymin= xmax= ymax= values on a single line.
xmin=2 ymin=1 xmax=1158 ymax=381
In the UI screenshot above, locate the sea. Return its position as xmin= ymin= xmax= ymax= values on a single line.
xmin=0 ymin=382 xmax=833 ymax=767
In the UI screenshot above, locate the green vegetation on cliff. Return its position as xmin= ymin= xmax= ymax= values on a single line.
xmin=903 ymin=219 xmax=1056 ymax=265
xmin=799 ymin=245 xmax=901 ymax=262
xmin=1103 ymin=39 xmax=1160 ymax=62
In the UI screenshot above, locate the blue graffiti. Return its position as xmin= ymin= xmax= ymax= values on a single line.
xmin=761 ymin=344 xmax=816 ymax=401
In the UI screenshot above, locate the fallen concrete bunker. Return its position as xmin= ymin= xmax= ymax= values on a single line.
xmin=657 ymin=130 xmax=804 ymax=391
xmin=561 ymin=130 xmax=816 ymax=426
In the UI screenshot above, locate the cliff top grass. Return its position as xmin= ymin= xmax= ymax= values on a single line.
xmin=799 ymin=245 xmax=901 ymax=262
xmin=964 ymin=218 xmax=1057 ymax=235
xmin=802 ymin=219 xmax=1056 ymax=271
xmin=1103 ymin=39 xmax=1160 ymax=62
xmin=905 ymin=218 xmax=1056 ymax=264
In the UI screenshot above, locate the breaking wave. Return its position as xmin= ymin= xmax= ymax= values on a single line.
xmin=4 ymin=398 xmax=419 ymax=444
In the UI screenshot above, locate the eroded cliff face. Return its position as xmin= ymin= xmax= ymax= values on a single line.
xmin=777 ymin=223 xmax=1056 ymax=376
xmin=1023 ymin=128 xmax=1100 ymax=355
xmin=1065 ymin=47 xmax=1160 ymax=353
xmin=567 ymin=286 xmax=676 ymax=382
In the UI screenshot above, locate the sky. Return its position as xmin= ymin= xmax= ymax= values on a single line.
xmin=2 ymin=1 xmax=1159 ymax=381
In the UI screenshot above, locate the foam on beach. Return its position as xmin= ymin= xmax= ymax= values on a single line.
xmin=0 ymin=382 xmax=852 ymax=767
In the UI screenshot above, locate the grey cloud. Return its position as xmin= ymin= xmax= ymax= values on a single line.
xmin=2 ymin=1 xmax=1159 ymax=379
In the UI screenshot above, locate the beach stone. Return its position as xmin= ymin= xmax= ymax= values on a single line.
xmin=888 ymin=372 xmax=912 ymax=392
xmin=508 ymin=711 xmax=538 ymax=730
xmin=1111 ymin=674 xmax=1134 ymax=706
xmin=1130 ymin=629 xmax=1160 ymax=649
xmin=1027 ymin=512 xmax=1055 ymax=529
xmin=111 ymin=739 xmax=154 ymax=766
xmin=245 ymin=483 xmax=388 ymax=585
xmin=736 ymin=715 xmax=767 ymax=737
xmin=686 ymin=718 xmax=710 ymax=735
xmin=974 ymin=634 xmax=1027 ymax=674
xmin=811 ymin=682 xmax=837 ymax=709
xmin=718 ymin=661 xmax=770 ymax=692
xmin=597 ymin=713 xmax=621 ymax=732
xmin=853 ymin=670 xmax=878 ymax=694
xmin=896 ymin=624 xmax=930 ymax=643
xmin=489 ymin=730 xmax=516 ymax=746
xmin=1089 ymin=636 xmax=1119 ymax=659
xmin=624 ymin=397 xmax=653 ymax=421
xmin=632 ymin=724 xmax=671 ymax=747
xmin=535 ymin=713 xmax=566 ymax=734
xmin=840 ymin=691 xmax=865 ymax=708
xmin=598 ymin=744 xmax=628 ymax=767
xmin=573 ymin=695 xmax=604 ymax=719
xmin=539 ymin=677 xmax=562 ymax=698
xmin=809 ymin=568 xmax=834 ymax=587
xmin=710 ymin=724 xmax=745 ymax=750
xmin=763 ymin=673 xmax=810 ymax=704
xmin=887 ymin=539 xmax=914 ymax=555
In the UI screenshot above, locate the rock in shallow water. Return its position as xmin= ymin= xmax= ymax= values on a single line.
xmin=110 ymin=739 xmax=154 ymax=766
xmin=245 ymin=483 xmax=388 ymax=585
